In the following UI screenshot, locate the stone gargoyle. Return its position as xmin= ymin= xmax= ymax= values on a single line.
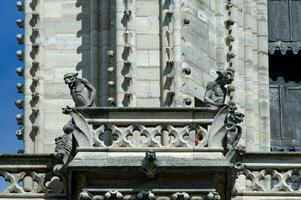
xmin=64 ymin=73 xmax=96 ymax=107
xmin=208 ymin=104 xmax=244 ymax=152
xmin=204 ymin=67 xmax=235 ymax=108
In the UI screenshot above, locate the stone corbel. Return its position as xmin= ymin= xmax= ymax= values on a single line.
xmin=62 ymin=106 xmax=94 ymax=147
xmin=45 ymin=107 xmax=94 ymax=193
xmin=208 ymin=105 xmax=244 ymax=153
xmin=141 ymin=150 xmax=159 ymax=179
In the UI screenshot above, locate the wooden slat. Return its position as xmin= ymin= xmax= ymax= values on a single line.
xmin=290 ymin=0 xmax=301 ymax=41
xmin=268 ymin=0 xmax=291 ymax=41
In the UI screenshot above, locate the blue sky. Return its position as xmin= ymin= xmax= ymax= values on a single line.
xmin=0 ymin=1 xmax=23 ymax=153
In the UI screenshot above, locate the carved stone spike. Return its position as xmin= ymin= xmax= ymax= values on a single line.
xmin=182 ymin=67 xmax=191 ymax=75
xmin=32 ymin=60 xmax=40 ymax=68
xmin=16 ymin=114 xmax=23 ymax=125
xmin=184 ymin=98 xmax=192 ymax=106
xmin=16 ymin=67 xmax=24 ymax=76
xmin=16 ymin=19 xmax=24 ymax=28
xmin=204 ymin=67 xmax=235 ymax=108
xmin=227 ymin=52 xmax=235 ymax=60
xmin=32 ymin=26 xmax=40 ymax=34
xmin=16 ymin=83 xmax=24 ymax=94
xmin=32 ymin=76 xmax=40 ymax=84
xmin=32 ymin=42 xmax=40 ymax=49
xmin=16 ymin=50 xmax=23 ymax=60
xmin=32 ymin=123 xmax=39 ymax=131
xmin=183 ymin=18 xmax=190 ymax=25
xmin=108 ymin=81 xmax=115 ymax=87
xmin=226 ymin=2 xmax=233 ymax=10
xmin=32 ymin=91 xmax=40 ymax=100
xmin=225 ymin=35 xmax=235 ymax=45
xmin=107 ymin=67 xmax=115 ymax=72
xmin=32 ymin=107 xmax=39 ymax=115
xmin=141 ymin=150 xmax=158 ymax=178
xmin=16 ymin=1 xmax=24 ymax=11
xmin=63 ymin=73 xmax=96 ymax=107
xmin=15 ymin=99 xmax=24 ymax=109
xmin=108 ymin=97 xmax=115 ymax=105
xmin=225 ymin=18 xmax=235 ymax=27
xmin=16 ymin=125 xmax=24 ymax=140
xmin=107 ymin=50 xmax=114 ymax=57
xmin=16 ymin=34 xmax=24 ymax=44
xmin=32 ymin=11 xmax=40 ymax=17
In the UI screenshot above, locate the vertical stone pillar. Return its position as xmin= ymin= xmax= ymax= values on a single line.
xmin=124 ymin=0 xmax=137 ymax=107
xmin=35 ymin=0 xmax=45 ymax=153
xmin=231 ymin=0 xmax=247 ymax=147
xmin=115 ymin=0 xmax=136 ymax=107
xmin=257 ymin=0 xmax=270 ymax=151
xmin=244 ymin=0 xmax=260 ymax=151
xmin=172 ymin=0 xmax=183 ymax=107
xmin=24 ymin=0 xmax=34 ymax=153
xmin=160 ymin=0 xmax=182 ymax=107
xmin=99 ymin=0 xmax=112 ymax=106
xmin=23 ymin=0 xmax=45 ymax=153
xmin=90 ymin=0 xmax=100 ymax=105
xmin=215 ymin=0 xmax=225 ymax=71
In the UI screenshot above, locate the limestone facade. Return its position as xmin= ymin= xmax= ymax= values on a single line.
xmin=4 ymin=0 xmax=298 ymax=200
xmin=16 ymin=0 xmax=270 ymax=153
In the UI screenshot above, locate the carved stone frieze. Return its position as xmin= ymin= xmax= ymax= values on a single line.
xmin=236 ymin=169 xmax=301 ymax=192
xmin=92 ymin=124 xmax=209 ymax=148
xmin=137 ymin=191 xmax=156 ymax=200
xmin=77 ymin=190 xmax=219 ymax=200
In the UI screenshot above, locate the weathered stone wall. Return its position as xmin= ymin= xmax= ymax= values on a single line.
xmin=233 ymin=0 xmax=270 ymax=152
xmin=22 ymin=0 xmax=90 ymax=153
xmin=18 ymin=0 xmax=270 ymax=153
xmin=181 ymin=0 xmax=220 ymax=104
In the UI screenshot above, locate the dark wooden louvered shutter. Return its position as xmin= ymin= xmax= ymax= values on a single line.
xmin=268 ymin=0 xmax=291 ymax=42
xmin=270 ymin=80 xmax=301 ymax=151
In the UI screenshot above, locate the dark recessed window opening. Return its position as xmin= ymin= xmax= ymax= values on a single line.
xmin=269 ymin=50 xmax=301 ymax=152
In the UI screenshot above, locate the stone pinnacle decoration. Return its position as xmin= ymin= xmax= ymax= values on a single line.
xmin=64 ymin=73 xmax=96 ymax=107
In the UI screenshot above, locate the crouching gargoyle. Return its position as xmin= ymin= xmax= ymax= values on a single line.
xmin=204 ymin=67 xmax=235 ymax=108
xmin=64 ymin=73 xmax=96 ymax=107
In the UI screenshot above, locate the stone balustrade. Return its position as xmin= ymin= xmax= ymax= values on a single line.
xmin=0 ymin=154 xmax=65 ymax=199
xmin=233 ymin=152 xmax=301 ymax=200
xmin=63 ymin=107 xmax=222 ymax=150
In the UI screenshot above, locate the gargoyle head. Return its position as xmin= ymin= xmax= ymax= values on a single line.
xmin=145 ymin=150 xmax=156 ymax=161
xmin=233 ymin=112 xmax=244 ymax=124
xmin=216 ymin=67 xmax=235 ymax=85
xmin=63 ymin=73 xmax=78 ymax=87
